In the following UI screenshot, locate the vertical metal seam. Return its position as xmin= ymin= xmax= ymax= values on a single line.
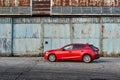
xmin=11 ymin=18 xmax=14 ymax=56
xmin=40 ymin=17 xmax=44 ymax=56
xmin=70 ymin=18 xmax=73 ymax=43
xmin=100 ymin=17 xmax=103 ymax=56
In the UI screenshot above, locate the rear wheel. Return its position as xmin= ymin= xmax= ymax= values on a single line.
xmin=83 ymin=55 xmax=92 ymax=63
xmin=48 ymin=54 xmax=56 ymax=62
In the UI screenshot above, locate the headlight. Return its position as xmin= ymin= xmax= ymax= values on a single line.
xmin=46 ymin=52 xmax=49 ymax=54
xmin=45 ymin=52 xmax=49 ymax=56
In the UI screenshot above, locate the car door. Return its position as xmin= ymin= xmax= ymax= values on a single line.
xmin=58 ymin=45 xmax=73 ymax=60
xmin=70 ymin=44 xmax=86 ymax=60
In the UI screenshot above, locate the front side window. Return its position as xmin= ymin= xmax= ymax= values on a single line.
xmin=64 ymin=45 xmax=73 ymax=50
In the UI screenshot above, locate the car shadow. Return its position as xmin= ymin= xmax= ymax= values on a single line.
xmin=56 ymin=59 xmax=115 ymax=64
xmin=44 ymin=57 xmax=120 ymax=63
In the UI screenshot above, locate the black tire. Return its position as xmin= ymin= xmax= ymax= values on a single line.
xmin=48 ymin=54 xmax=56 ymax=62
xmin=83 ymin=55 xmax=92 ymax=63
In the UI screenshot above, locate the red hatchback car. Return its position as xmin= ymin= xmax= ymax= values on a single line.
xmin=44 ymin=43 xmax=100 ymax=63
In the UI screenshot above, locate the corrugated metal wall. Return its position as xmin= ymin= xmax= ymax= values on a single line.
xmin=43 ymin=17 xmax=120 ymax=56
xmin=0 ymin=18 xmax=11 ymax=56
xmin=13 ymin=18 xmax=43 ymax=56
xmin=43 ymin=18 xmax=71 ymax=52
xmin=0 ymin=17 xmax=120 ymax=56
xmin=71 ymin=18 xmax=101 ymax=50
xmin=102 ymin=17 xmax=120 ymax=56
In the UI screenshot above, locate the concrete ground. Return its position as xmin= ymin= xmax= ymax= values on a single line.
xmin=0 ymin=57 xmax=120 ymax=80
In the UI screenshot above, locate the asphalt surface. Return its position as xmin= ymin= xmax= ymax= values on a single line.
xmin=0 ymin=57 xmax=120 ymax=80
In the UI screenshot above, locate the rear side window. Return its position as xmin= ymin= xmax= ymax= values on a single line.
xmin=73 ymin=45 xmax=86 ymax=50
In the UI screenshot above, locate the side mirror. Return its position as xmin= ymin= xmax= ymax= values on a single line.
xmin=62 ymin=48 xmax=65 ymax=51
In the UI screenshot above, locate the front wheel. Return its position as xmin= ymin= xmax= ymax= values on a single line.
xmin=48 ymin=54 xmax=56 ymax=62
xmin=83 ymin=55 xmax=92 ymax=63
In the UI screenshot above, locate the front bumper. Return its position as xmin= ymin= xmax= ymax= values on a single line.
xmin=44 ymin=53 xmax=49 ymax=60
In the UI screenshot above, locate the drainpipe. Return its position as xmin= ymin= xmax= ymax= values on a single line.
xmin=11 ymin=18 xmax=14 ymax=56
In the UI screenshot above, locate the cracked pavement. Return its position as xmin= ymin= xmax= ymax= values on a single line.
xmin=0 ymin=57 xmax=120 ymax=80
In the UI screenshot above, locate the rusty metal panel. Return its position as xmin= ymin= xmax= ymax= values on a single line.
xmin=52 ymin=0 xmax=120 ymax=6
xmin=0 ymin=18 xmax=11 ymax=55
xmin=53 ymin=0 xmax=88 ymax=6
xmin=53 ymin=0 xmax=62 ymax=6
xmin=102 ymin=0 xmax=120 ymax=7
xmin=13 ymin=18 xmax=42 ymax=55
xmin=0 ymin=0 xmax=30 ymax=7
xmin=52 ymin=0 xmax=120 ymax=15
xmin=32 ymin=0 xmax=50 ymax=15
xmin=0 ymin=0 xmax=31 ymax=15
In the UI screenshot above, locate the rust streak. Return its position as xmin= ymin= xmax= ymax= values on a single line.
xmin=0 ymin=0 xmax=30 ymax=7
xmin=52 ymin=0 xmax=120 ymax=7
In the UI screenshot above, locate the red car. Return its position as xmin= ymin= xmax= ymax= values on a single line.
xmin=44 ymin=43 xmax=100 ymax=63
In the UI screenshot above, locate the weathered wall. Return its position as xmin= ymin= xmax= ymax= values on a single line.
xmin=0 ymin=0 xmax=31 ymax=15
xmin=0 ymin=18 xmax=11 ymax=56
xmin=0 ymin=17 xmax=120 ymax=56
xmin=52 ymin=0 xmax=120 ymax=6
xmin=13 ymin=18 xmax=43 ymax=56
xmin=0 ymin=0 xmax=120 ymax=15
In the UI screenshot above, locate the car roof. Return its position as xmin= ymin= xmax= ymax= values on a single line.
xmin=68 ymin=43 xmax=89 ymax=45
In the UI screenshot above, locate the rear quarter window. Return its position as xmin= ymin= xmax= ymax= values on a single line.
xmin=90 ymin=45 xmax=98 ymax=50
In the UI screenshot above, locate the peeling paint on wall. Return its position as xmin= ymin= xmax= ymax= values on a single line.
xmin=0 ymin=0 xmax=30 ymax=7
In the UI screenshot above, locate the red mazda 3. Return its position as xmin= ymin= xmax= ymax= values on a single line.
xmin=44 ymin=43 xmax=100 ymax=63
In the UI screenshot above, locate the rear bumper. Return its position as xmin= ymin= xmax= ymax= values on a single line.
xmin=93 ymin=54 xmax=100 ymax=60
xmin=95 ymin=55 xmax=100 ymax=59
